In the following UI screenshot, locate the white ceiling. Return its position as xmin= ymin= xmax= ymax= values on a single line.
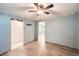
xmin=0 ymin=3 xmax=79 ymax=20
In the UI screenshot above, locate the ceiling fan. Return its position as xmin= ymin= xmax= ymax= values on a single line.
xmin=28 ymin=3 xmax=54 ymax=16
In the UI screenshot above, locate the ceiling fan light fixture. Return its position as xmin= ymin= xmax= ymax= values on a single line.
xmin=28 ymin=3 xmax=54 ymax=15
xmin=37 ymin=10 xmax=43 ymax=15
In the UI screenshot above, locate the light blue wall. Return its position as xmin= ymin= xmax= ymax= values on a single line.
xmin=77 ymin=14 xmax=79 ymax=49
xmin=45 ymin=14 xmax=77 ymax=48
xmin=0 ymin=12 xmax=11 ymax=54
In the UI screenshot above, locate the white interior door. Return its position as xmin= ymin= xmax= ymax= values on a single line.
xmin=24 ymin=21 xmax=35 ymax=43
xmin=11 ymin=20 xmax=24 ymax=49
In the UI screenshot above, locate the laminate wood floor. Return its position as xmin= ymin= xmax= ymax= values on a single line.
xmin=2 ymin=41 xmax=79 ymax=56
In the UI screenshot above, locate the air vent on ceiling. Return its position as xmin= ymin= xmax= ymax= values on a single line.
xmin=26 ymin=24 xmax=32 ymax=26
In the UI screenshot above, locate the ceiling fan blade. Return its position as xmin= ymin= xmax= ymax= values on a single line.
xmin=34 ymin=3 xmax=38 ymax=9
xmin=44 ymin=11 xmax=50 ymax=14
xmin=28 ymin=10 xmax=37 ymax=12
xmin=44 ymin=4 xmax=54 ymax=10
xmin=39 ymin=4 xmax=44 ymax=9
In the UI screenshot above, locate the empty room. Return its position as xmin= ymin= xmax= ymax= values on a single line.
xmin=0 ymin=3 xmax=79 ymax=56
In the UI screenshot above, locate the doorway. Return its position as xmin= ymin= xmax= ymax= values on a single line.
xmin=11 ymin=20 xmax=24 ymax=49
xmin=38 ymin=21 xmax=45 ymax=48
